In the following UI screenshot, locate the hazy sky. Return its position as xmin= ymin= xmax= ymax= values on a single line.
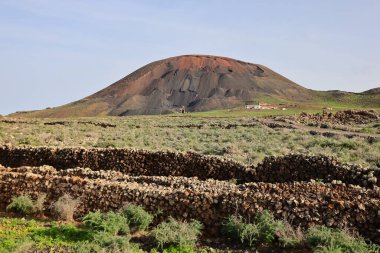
xmin=0 ymin=0 xmax=379 ymax=115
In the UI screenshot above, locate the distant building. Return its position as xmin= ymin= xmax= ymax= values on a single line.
xmin=259 ymin=102 xmax=278 ymax=110
xmin=244 ymin=101 xmax=278 ymax=110
xmin=245 ymin=104 xmax=262 ymax=110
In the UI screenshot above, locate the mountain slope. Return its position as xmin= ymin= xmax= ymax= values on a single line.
xmin=362 ymin=87 xmax=380 ymax=95
xmin=14 ymin=55 xmax=316 ymax=117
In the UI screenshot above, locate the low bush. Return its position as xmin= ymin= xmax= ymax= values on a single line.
xmin=82 ymin=211 xmax=129 ymax=236
xmin=93 ymin=231 xmax=131 ymax=250
xmin=73 ymin=232 xmax=136 ymax=253
xmin=222 ymin=215 xmax=245 ymax=241
xmin=150 ymin=245 xmax=203 ymax=253
xmin=33 ymin=194 xmax=46 ymax=214
xmin=222 ymin=215 xmax=259 ymax=246
xmin=306 ymin=226 xmax=380 ymax=253
xmin=120 ymin=204 xmax=153 ymax=231
xmin=255 ymin=210 xmax=282 ymax=244
xmin=240 ymin=223 xmax=260 ymax=247
xmin=276 ymin=222 xmax=304 ymax=248
xmin=223 ymin=211 xmax=301 ymax=248
xmin=6 ymin=196 xmax=35 ymax=215
xmin=152 ymin=217 xmax=203 ymax=249
xmin=52 ymin=194 xmax=79 ymax=221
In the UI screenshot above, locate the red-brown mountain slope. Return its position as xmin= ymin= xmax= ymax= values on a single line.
xmin=14 ymin=55 xmax=314 ymax=117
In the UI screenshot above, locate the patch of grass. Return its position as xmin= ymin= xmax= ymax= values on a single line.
xmin=152 ymin=217 xmax=203 ymax=249
xmin=0 ymin=113 xmax=379 ymax=167
xmin=30 ymin=223 xmax=93 ymax=248
xmin=0 ymin=218 xmax=92 ymax=252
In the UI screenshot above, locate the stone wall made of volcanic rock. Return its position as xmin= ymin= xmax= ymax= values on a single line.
xmin=252 ymin=154 xmax=379 ymax=187
xmin=295 ymin=110 xmax=380 ymax=125
xmin=0 ymin=165 xmax=379 ymax=242
xmin=0 ymin=146 xmax=378 ymax=187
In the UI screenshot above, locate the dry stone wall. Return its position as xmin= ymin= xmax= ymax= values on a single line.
xmin=295 ymin=110 xmax=380 ymax=125
xmin=0 ymin=146 xmax=378 ymax=187
xmin=0 ymin=146 xmax=379 ymax=242
xmin=0 ymin=165 xmax=379 ymax=242
xmin=252 ymin=154 xmax=379 ymax=187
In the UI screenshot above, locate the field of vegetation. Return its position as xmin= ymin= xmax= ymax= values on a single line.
xmin=1 ymin=196 xmax=379 ymax=253
xmin=0 ymin=110 xmax=379 ymax=252
xmin=0 ymin=112 xmax=379 ymax=167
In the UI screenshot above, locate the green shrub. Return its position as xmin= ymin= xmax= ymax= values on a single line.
xmin=222 ymin=215 xmax=245 ymax=241
xmin=222 ymin=211 xmax=299 ymax=247
xmin=306 ymin=226 xmax=380 ymax=253
xmin=73 ymin=232 xmax=135 ymax=253
xmin=150 ymin=245 xmax=198 ymax=253
xmin=314 ymin=243 xmax=344 ymax=253
xmin=120 ymin=204 xmax=153 ymax=231
xmin=101 ymin=212 xmax=130 ymax=235
xmin=93 ymin=231 xmax=131 ymax=249
xmin=6 ymin=196 xmax=35 ymax=215
xmin=82 ymin=210 xmax=104 ymax=230
xmin=82 ymin=211 xmax=129 ymax=236
xmin=222 ymin=215 xmax=259 ymax=247
xmin=255 ymin=210 xmax=281 ymax=244
xmin=240 ymin=223 xmax=260 ymax=247
xmin=73 ymin=242 xmax=102 ymax=253
xmin=152 ymin=217 xmax=203 ymax=249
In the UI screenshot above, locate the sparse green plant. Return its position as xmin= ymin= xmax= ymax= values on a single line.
xmin=34 ymin=194 xmax=46 ymax=214
xmin=222 ymin=215 xmax=245 ymax=241
xmin=6 ymin=196 xmax=35 ymax=215
xmin=120 ymin=204 xmax=153 ymax=232
xmin=315 ymin=178 xmax=325 ymax=184
xmin=92 ymin=231 xmax=131 ymax=251
xmin=53 ymin=194 xmax=80 ymax=221
xmin=306 ymin=226 xmax=380 ymax=253
xmin=223 ymin=211 xmax=300 ymax=248
xmin=152 ymin=217 xmax=203 ymax=249
xmin=150 ymin=245 xmax=198 ymax=253
xmin=276 ymin=222 xmax=304 ymax=248
xmin=82 ymin=210 xmax=104 ymax=230
xmin=314 ymin=243 xmax=344 ymax=253
xmin=82 ymin=211 xmax=129 ymax=235
xmin=255 ymin=210 xmax=281 ymax=244
xmin=239 ymin=223 xmax=260 ymax=247
xmin=12 ymin=240 xmax=34 ymax=253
